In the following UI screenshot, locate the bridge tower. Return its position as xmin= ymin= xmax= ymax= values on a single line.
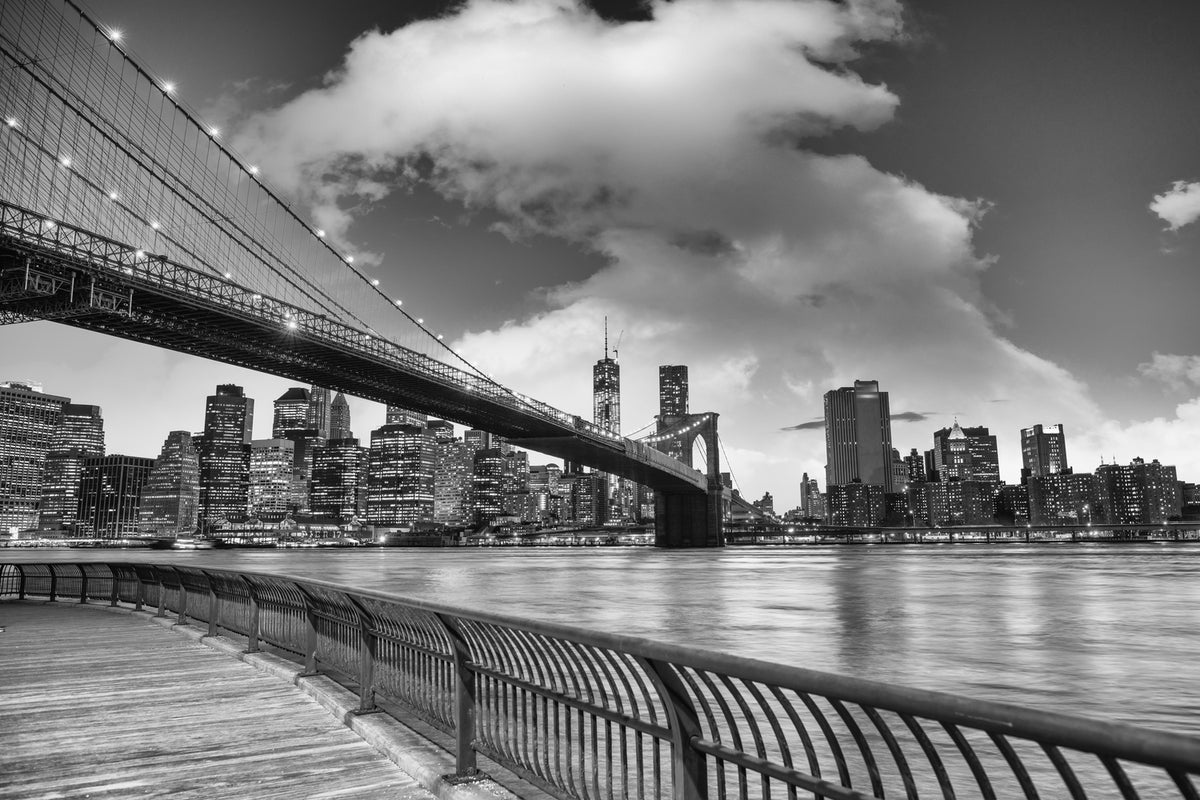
xmin=652 ymin=413 xmax=724 ymax=548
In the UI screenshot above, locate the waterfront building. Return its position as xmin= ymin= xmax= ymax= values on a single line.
xmin=329 ymin=392 xmax=352 ymax=440
xmin=824 ymin=380 xmax=894 ymax=494
xmin=1096 ymin=458 xmax=1181 ymax=525
xmin=310 ymin=438 xmax=368 ymax=522
xmin=39 ymin=404 xmax=105 ymax=531
xmin=904 ymin=448 xmax=926 ymax=484
xmin=138 ymin=431 xmax=200 ymax=534
xmin=996 ymin=483 xmax=1030 ymax=525
xmin=753 ymin=492 xmax=775 ymax=517
xmin=931 ymin=423 xmax=1000 ymax=484
xmin=198 ymin=384 xmax=254 ymax=528
xmin=77 ymin=455 xmax=155 ymax=537
xmin=799 ymin=473 xmax=823 ymax=519
xmin=529 ymin=464 xmax=564 ymax=523
xmin=890 ymin=448 xmax=909 ymax=493
xmin=307 ymin=386 xmax=332 ymax=440
xmin=561 ymin=470 xmax=602 ymax=525
xmin=1021 ymin=424 xmax=1069 ymax=480
xmin=0 ymin=381 xmax=70 ymax=532
xmin=386 ymin=406 xmax=428 ymax=428
xmin=471 ymin=448 xmax=506 ymax=526
xmin=1027 ymin=472 xmax=1100 ymax=525
xmin=249 ymin=439 xmax=295 ymax=516
xmin=433 ymin=438 xmax=474 ymax=526
xmin=368 ymin=424 xmax=435 ymax=526
xmin=826 ymin=481 xmax=885 ymax=527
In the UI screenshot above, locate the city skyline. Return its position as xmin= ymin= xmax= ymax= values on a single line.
xmin=3 ymin=0 xmax=1200 ymax=510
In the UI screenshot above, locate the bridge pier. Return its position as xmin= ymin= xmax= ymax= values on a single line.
xmin=654 ymin=486 xmax=724 ymax=548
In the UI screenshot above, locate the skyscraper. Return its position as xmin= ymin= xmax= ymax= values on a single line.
xmin=272 ymin=387 xmax=310 ymax=438
xmin=368 ymin=424 xmax=435 ymax=526
xmin=307 ymin=385 xmax=332 ymax=440
xmin=471 ymin=447 xmax=506 ymax=526
xmin=933 ymin=423 xmax=1000 ymax=484
xmin=329 ymin=392 xmax=352 ymax=440
xmin=659 ymin=365 xmax=689 ymax=417
xmin=249 ymin=439 xmax=295 ymax=516
xmin=40 ymin=404 xmax=105 ymax=531
xmin=593 ymin=322 xmax=623 ymax=522
xmin=824 ymin=380 xmax=894 ymax=492
xmin=273 ymin=387 xmax=319 ymax=514
xmin=139 ymin=431 xmax=200 ymax=534
xmin=310 ymin=438 xmax=368 ymax=521
xmin=77 ymin=455 xmax=155 ymax=537
xmin=434 ymin=438 xmax=474 ymax=526
xmin=0 ymin=381 xmax=69 ymax=532
xmin=198 ymin=384 xmax=254 ymax=527
xmin=1021 ymin=424 xmax=1069 ymax=479
xmin=386 ymin=405 xmax=428 ymax=428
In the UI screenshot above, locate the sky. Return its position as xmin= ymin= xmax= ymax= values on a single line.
xmin=4 ymin=0 xmax=1200 ymax=510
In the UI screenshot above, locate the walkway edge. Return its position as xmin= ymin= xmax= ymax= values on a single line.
xmin=77 ymin=603 xmax=523 ymax=800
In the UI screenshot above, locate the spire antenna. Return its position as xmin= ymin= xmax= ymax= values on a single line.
xmin=604 ymin=315 xmax=609 ymax=359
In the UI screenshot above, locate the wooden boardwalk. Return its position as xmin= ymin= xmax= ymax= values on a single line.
xmin=0 ymin=601 xmax=439 ymax=800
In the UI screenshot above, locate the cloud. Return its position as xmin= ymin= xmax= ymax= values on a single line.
xmin=234 ymin=0 xmax=1116 ymax=507
xmin=782 ymin=418 xmax=824 ymax=431
xmin=1149 ymin=180 xmax=1200 ymax=231
xmin=892 ymin=410 xmax=935 ymax=423
xmin=1138 ymin=352 xmax=1200 ymax=390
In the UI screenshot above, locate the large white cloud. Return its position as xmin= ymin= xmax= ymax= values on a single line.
xmin=236 ymin=0 xmax=1126 ymax=507
xmin=1150 ymin=180 xmax=1200 ymax=231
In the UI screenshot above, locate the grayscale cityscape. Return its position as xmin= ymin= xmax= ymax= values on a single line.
xmin=2 ymin=0 xmax=1200 ymax=798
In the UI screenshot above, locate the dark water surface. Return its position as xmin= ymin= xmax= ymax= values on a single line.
xmin=7 ymin=543 xmax=1200 ymax=736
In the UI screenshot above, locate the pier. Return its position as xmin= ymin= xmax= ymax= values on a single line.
xmin=4 ymin=562 xmax=1200 ymax=799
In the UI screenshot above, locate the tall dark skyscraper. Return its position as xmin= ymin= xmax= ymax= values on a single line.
xmin=329 ymin=392 xmax=352 ymax=440
xmin=471 ymin=447 xmax=506 ymax=526
xmin=658 ymin=365 xmax=689 ymax=417
xmin=311 ymin=437 xmax=367 ymax=521
xmin=198 ymin=384 xmax=254 ymax=527
xmin=77 ymin=455 xmax=155 ymax=537
xmin=0 ymin=381 xmax=69 ymax=532
xmin=40 ymin=403 xmax=105 ymax=531
xmin=592 ymin=321 xmax=625 ymax=522
xmin=930 ymin=424 xmax=999 ymax=483
xmin=139 ymin=431 xmax=200 ymax=534
xmin=307 ymin=385 xmax=332 ymax=440
xmin=273 ymin=387 xmax=318 ymax=513
xmin=824 ymin=379 xmax=894 ymax=493
xmin=273 ymin=387 xmax=310 ymax=438
xmin=1021 ymin=423 xmax=1069 ymax=479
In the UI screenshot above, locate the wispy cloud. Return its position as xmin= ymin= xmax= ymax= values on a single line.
xmin=1138 ymin=352 xmax=1200 ymax=390
xmin=1150 ymin=180 xmax=1200 ymax=231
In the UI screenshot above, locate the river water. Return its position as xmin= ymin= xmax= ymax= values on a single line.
xmin=5 ymin=543 xmax=1199 ymax=737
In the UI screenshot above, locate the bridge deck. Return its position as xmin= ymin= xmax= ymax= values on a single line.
xmin=0 ymin=601 xmax=437 ymax=800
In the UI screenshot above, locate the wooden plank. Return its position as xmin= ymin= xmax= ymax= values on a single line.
xmin=0 ymin=602 xmax=437 ymax=799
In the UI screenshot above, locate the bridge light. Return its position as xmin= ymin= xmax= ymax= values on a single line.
xmin=223 ymin=272 xmax=232 ymax=279
xmin=345 ymin=256 xmax=354 ymax=263
xmin=417 ymin=318 xmax=423 ymax=324
xmin=394 ymin=299 xmax=402 ymax=306
xmin=208 ymin=126 xmax=219 ymax=137
xmin=4 ymin=118 xmax=15 ymax=128
xmin=162 ymin=81 xmax=176 ymax=95
xmin=287 ymin=319 xmax=298 ymax=330
xmin=150 ymin=221 xmax=160 ymax=230
xmin=315 ymin=229 xmax=325 ymax=237
xmin=248 ymin=165 xmax=259 ymax=175
xmin=135 ymin=250 xmax=145 ymax=258
xmin=60 ymin=157 xmax=71 ymax=167
xmin=371 ymin=279 xmax=379 ymax=286
xmin=124 ymin=267 xmax=133 ymax=275
xmin=436 ymin=334 xmax=444 ymax=340
xmin=108 ymin=191 xmax=118 ymax=201
xmin=251 ymin=294 xmax=261 ymax=300
xmin=108 ymin=29 xmax=122 ymax=42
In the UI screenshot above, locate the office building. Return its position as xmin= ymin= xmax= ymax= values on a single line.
xmin=464 ymin=428 xmax=492 ymax=453
xmin=198 ymin=384 xmax=253 ymax=527
xmin=310 ymin=438 xmax=368 ymax=521
xmin=78 ymin=455 xmax=155 ymax=537
xmin=0 ymin=381 xmax=70 ymax=532
xmin=368 ymin=424 xmax=435 ymax=526
xmin=307 ymin=386 xmax=332 ymax=440
xmin=824 ymin=380 xmax=894 ymax=523
xmin=272 ymin=387 xmax=319 ymax=511
xmin=931 ymin=424 xmax=1000 ymax=485
xmin=593 ymin=324 xmax=624 ymax=523
xmin=329 ymin=392 xmax=353 ymax=440
xmin=659 ymin=365 xmax=689 ymax=417
xmin=799 ymin=473 xmax=823 ymax=519
xmin=426 ymin=419 xmax=455 ymax=443
xmin=1022 ymin=424 xmax=1069 ymax=480
xmin=1096 ymin=458 xmax=1181 ymax=525
xmin=249 ymin=439 xmax=295 ymax=516
xmin=386 ymin=405 xmax=428 ymax=428
xmin=904 ymin=448 xmax=926 ymax=484
xmin=1027 ymin=472 xmax=1100 ymax=526
xmin=826 ymin=482 xmax=885 ymax=527
xmin=40 ymin=404 xmax=105 ymax=531
xmin=433 ymin=438 xmax=474 ymax=526
xmin=272 ymin=387 xmax=310 ymax=438
xmin=139 ymin=431 xmax=200 ymax=534
xmin=502 ymin=450 xmax=531 ymax=521
xmin=471 ymin=447 xmax=506 ymax=526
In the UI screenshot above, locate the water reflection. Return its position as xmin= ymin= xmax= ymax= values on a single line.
xmin=7 ymin=543 xmax=1200 ymax=734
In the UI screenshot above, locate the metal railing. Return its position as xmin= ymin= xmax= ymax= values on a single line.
xmin=3 ymin=562 xmax=1198 ymax=799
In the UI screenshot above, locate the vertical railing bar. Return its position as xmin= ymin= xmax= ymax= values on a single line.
xmin=860 ymin=705 xmax=920 ymax=800
xmin=294 ymin=583 xmax=320 ymax=677
xmin=106 ymin=563 xmax=118 ymax=607
xmin=1099 ymin=756 xmax=1139 ymax=800
xmin=768 ymin=685 xmax=824 ymax=799
xmin=78 ymin=564 xmax=87 ymax=604
xmin=1040 ymin=744 xmax=1088 ymax=800
xmin=345 ymin=593 xmax=380 ymax=715
xmin=826 ymin=698 xmax=884 ymax=799
xmin=202 ymin=570 xmax=218 ymax=637
xmin=241 ymin=576 xmax=260 ymax=653
xmin=900 ymin=713 xmax=957 ymax=800
xmin=986 ymin=731 xmax=1036 ymax=800
xmin=942 ymin=722 xmax=998 ymax=800
xmin=16 ymin=564 xmax=26 ymax=600
xmin=1168 ymin=769 xmax=1199 ymax=800
xmin=47 ymin=563 xmax=57 ymax=602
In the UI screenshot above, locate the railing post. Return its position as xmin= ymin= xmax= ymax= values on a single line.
xmin=16 ymin=565 xmax=25 ymax=599
xmin=79 ymin=566 xmax=88 ymax=605
xmin=295 ymin=584 xmax=320 ymax=678
xmin=639 ymin=657 xmax=707 ymax=800
xmin=241 ymin=576 xmax=260 ymax=654
xmin=48 ymin=564 xmax=57 ymax=602
xmin=203 ymin=571 xmax=218 ymax=637
xmin=434 ymin=613 xmax=479 ymax=778
xmin=176 ymin=569 xmax=189 ymax=626
xmin=107 ymin=564 xmax=119 ymax=607
xmin=346 ymin=595 xmax=380 ymax=715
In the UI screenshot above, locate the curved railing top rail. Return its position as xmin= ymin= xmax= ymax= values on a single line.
xmin=6 ymin=560 xmax=1199 ymax=777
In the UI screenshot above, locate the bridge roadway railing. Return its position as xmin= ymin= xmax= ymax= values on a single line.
xmin=6 ymin=562 xmax=1197 ymax=800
